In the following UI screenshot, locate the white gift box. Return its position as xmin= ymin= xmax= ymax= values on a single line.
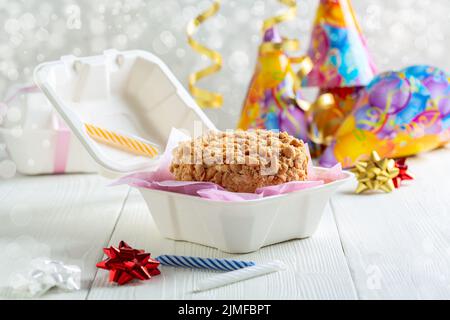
xmin=1 ymin=85 xmax=96 ymax=175
xmin=35 ymin=50 xmax=351 ymax=253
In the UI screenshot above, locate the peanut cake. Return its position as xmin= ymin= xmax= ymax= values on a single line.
xmin=170 ymin=129 xmax=309 ymax=193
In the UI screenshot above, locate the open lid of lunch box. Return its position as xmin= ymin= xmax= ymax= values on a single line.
xmin=34 ymin=49 xmax=216 ymax=177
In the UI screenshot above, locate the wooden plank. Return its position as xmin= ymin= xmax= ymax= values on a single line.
xmin=331 ymin=147 xmax=450 ymax=299
xmin=0 ymin=174 xmax=129 ymax=299
xmin=88 ymin=189 xmax=357 ymax=300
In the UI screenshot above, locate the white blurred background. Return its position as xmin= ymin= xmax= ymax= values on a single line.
xmin=0 ymin=0 xmax=449 ymax=130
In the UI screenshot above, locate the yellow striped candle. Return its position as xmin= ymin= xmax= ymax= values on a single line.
xmin=85 ymin=123 xmax=158 ymax=158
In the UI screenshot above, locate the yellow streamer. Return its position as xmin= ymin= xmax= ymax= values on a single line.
xmin=291 ymin=55 xmax=314 ymax=80
xmin=260 ymin=0 xmax=314 ymax=104
xmin=187 ymin=0 xmax=223 ymax=109
xmin=260 ymin=0 xmax=300 ymax=53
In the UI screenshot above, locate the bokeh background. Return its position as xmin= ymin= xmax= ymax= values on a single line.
xmin=0 ymin=0 xmax=449 ymax=299
xmin=0 ymin=0 xmax=449 ymax=130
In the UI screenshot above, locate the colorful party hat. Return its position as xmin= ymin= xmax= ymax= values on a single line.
xmin=320 ymin=66 xmax=450 ymax=168
xmin=238 ymin=27 xmax=309 ymax=141
xmin=303 ymin=0 xmax=377 ymax=88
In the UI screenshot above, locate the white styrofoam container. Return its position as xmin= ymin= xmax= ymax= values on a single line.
xmin=35 ymin=50 xmax=352 ymax=253
xmin=34 ymin=49 xmax=216 ymax=177
xmin=139 ymin=170 xmax=351 ymax=253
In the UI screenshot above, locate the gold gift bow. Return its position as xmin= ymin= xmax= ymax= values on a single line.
xmin=351 ymin=151 xmax=400 ymax=194
xmin=295 ymin=93 xmax=337 ymax=146
xmin=187 ymin=0 xmax=223 ymax=109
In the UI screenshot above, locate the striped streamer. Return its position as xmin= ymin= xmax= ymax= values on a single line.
xmin=187 ymin=0 xmax=223 ymax=108
xmin=155 ymin=255 xmax=255 ymax=272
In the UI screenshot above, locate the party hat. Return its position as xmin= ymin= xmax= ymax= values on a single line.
xmin=303 ymin=0 xmax=377 ymax=88
xmin=320 ymin=66 xmax=450 ymax=168
xmin=238 ymin=27 xmax=309 ymax=141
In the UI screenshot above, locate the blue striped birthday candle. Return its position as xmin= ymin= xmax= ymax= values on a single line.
xmin=155 ymin=255 xmax=255 ymax=272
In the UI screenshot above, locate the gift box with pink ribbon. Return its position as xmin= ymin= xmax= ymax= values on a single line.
xmin=0 ymin=84 xmax=96 ymax=175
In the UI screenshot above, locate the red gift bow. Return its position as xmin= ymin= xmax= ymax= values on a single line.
xmin=393 ymin=158 xmax=413 ymax=188
xmin=96 ymin=241 xmax=160 ymax=285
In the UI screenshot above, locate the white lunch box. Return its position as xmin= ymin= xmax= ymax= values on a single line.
xmin=34 ymin=50 xmax=352 ymax=253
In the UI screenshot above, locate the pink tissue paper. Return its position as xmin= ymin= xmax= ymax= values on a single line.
xmin=113 ymin=129 xmax=346 ymax=201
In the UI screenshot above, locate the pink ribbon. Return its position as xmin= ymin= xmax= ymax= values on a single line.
xmin=1 ymin=85 xmax=40 ymax=118
xmin=51 ymin=114 xmax=71 ymax=174
xmin=4 ymin=85 xmax=40 ymax=104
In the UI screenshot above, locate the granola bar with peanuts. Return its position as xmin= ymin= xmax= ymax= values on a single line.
xmin=169 ymin=129 xmax=309 ymax=193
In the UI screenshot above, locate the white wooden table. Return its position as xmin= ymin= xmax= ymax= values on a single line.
xmin=1 ymin=146 xmax=450 ymax=300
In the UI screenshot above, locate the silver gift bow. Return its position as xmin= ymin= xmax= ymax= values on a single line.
xmin=10 ymin=258 xmax=81 ymax=297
